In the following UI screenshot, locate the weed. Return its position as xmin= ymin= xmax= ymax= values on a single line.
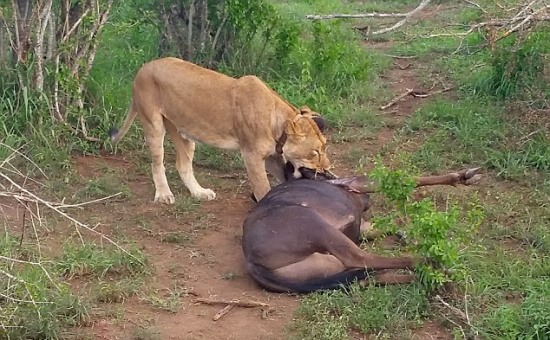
xmin=292 ymin=283 xmax=428 ymax=340
xmin=73 ymin=174 xmax=133 ymax=200
xmin=160 ymin=232 xmax=191 ymax=246
xmin=221 ymin=271 xmax=241 ymax=280
xmin=0 ymin=233 xmax=88 ymax=339
xmin=140 ymin=286 xmax=189 ymax=313
xmin=57 ymin=243 xmax=149 ymax=278
xmin=132 ymin=326 xmax=161 ymax=340
xmin=92 ymin=278 xmax=144 ymax=303
xmin=171 ymin=196 xmax=202 ymax=216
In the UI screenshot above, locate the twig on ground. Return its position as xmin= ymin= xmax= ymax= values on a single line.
xmin=194 ymin=297 xmax=270 ymax=308
xmin=0 ymin=164 xmax=141 ymax=263
xmin=411 ymin=86 xmax=454 ymax=98
xmin=369 ymin=0 xmax=432 ymax=36
xmin=380 ymin=88 xmax=414 ymax=110
xmin=307 ymin=0 xmax=431 ymax=36
xmin=435 ymin=294 xmax=469 ymax=322
xmin=306 ymin=12 xmax=407 ymax=20
xmin=213 ymin=304 xmax=235 ymax=321
xmin=380 ymin=85 xmax=454 ymax=110
xmin=394 ymin=61 xmax=412 ymax=70
xmin=462 ymin=0 xmax=488 ymax=14
xmin=383 ymin=54 xmax=418 ymax=59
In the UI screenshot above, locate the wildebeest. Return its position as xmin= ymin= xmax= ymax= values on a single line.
xmin=242 ymin=164 xmax=481 ymax=293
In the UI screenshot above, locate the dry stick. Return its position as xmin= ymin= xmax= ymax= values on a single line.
xmin=383 ymin=54 xmax=418 ymax=59
xmin=369 ymin=0 xmax=432 ymax=36
xmin=462 ymin=0 xmax=488 ymax=14
xmin=194 ymin=297 xmax=270 ymax=308
xmin=0 ymin=171 xmax=142 ymax=263
xmin=435 ymin=295 xmax=470 ymax=324
xmin=0 ymin=143 xmax=47 ymax=178
xmin=306 ymin=12 xmax=407 ymax=20
xmin=380 ymin=86 xmax=454 ymax=110
xmin=213 ymin=304 xmax=235 ymax=321
xmin=394 ymin=61 xmax=412 ymax=70
xmin=18 ymin=201 xmax=28 ymax=248
xmin=380 ymin=88 xmax=414 ymax=110
xmin=410 ymin=86 xmax=454 ymax=98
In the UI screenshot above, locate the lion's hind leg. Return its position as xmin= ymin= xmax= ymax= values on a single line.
xmin=164 ymin=119 xmax=216 ymax=201
xmin=140 ymin=114 xmax=175 ymax=204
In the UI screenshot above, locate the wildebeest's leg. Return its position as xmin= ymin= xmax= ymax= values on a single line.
xmin=415 ymin=168 xmax=482 ymax=187
xmin=140 ymin=114 xmax=174 ymax=204
xmin=273 ymin=253 xmax=347 ymax=282
xmin=360 ymin=270 xmax=416 ymax=286
xmin=164 ymin=119 xmax=216 ymax=200
xmin=319 ymin=224 xmax=417 ymax=270
xmin=265 ymin=154 xmax=286 ymax=183
xmin=241 ymin=150 xmax=271 ymax=201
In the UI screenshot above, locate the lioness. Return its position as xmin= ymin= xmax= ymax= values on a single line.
xmin=109 ymin=57 xmax=331 ymax=204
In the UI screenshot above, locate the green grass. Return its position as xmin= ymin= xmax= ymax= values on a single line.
xmin=401 ymin=98 xmax=550 ymax=179
xmin=57 ymin=242 xmax=149 ymax=278
xmin=291 ymin=283 xmax=429 ymax=340
xmin=0 ymin=233 xmax=89 ymax=339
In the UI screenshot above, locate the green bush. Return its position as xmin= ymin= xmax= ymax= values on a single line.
xmin=473 ymin=28 xmax=550 ymax=101
xmin=369 ymin=160 xmax=484 ymax=292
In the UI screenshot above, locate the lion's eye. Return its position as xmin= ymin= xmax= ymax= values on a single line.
xmin=310 ymin=150 xmax=320 ymax=158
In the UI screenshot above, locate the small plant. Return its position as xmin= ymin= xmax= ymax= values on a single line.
xmin=57 ymin=242 xmax=149 ymax=278
xmin=92 ymin=278 xmax=144 ymax=303
xmin=369 ymin=160 xmax=484 ymax=292
xmin=0 ymin=234 xmax=88 ymax=339
xmin=160 ymin=232 xmax=191 ymax=246
xmin=140 ymin=286 xmax=189 ymax=313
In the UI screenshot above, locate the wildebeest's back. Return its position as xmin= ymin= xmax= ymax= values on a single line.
xmin=242 ymin=179 xmax=365 ymax=269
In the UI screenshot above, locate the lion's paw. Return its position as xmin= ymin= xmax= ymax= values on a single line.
xmin=154 ymin=191 xmax=175 ymax=204
xmin=192 ymin=188 xmax=216 ymax=201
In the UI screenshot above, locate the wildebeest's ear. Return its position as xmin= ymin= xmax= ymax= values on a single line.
xmin=299 ymin=106 xmax=326 ymax=132
xmin=326 ymin=176 xmax=368 ymax=193
xmin=311 ymin=116 xmax=326 ymax=132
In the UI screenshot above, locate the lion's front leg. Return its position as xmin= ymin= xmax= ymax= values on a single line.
xmin=241 ymin=151 xmax=271 ymax=202
xmin=164 ymin=119 xmax=216 ymax=201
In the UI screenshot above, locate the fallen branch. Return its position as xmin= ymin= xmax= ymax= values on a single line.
xmin=0 ymin=150 xmax=142 ymax=264
xmin=380 ymin=88 xmax=414 ymax=110
xmin=307 ymin=0 xmax=431 ymax=36
xmin=411 ymin=86 xmax=454 ymax=98
xmin=194 ymin=297 xmax=269 ymax=308
xmin=213 ymin=304 xmax=235 ymax=321
xmin=394 ymin=61 xmax=412 ymax=70
xmin=435 ymin=294 xmax=472 ymax=326
xmin=306 ymin=12 xmax=407 ymax=20
xmin=363 ymin=0 xmax=432 ymax=36
xmin=380 ymin=86 xmax=453 ymax=110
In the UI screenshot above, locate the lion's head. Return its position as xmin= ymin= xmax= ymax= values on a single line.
xmin=282 ymin=106 xmax=331 ymax=174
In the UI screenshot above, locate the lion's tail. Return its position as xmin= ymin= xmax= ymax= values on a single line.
xmin=108 ymin=100 xmax=138 ymax=144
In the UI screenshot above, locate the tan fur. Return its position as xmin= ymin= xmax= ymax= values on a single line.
xmin=110 ymin=57 xmax=331 ymax=204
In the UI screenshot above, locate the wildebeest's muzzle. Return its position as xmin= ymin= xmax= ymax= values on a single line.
xmin=284 ymin=162 xmax=337 ymax=181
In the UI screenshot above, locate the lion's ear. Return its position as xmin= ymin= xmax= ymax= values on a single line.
xmin=285 ymin=119 xmax=302 ymax=136
xmin=299 ymin=106 xmax=312 ymax=116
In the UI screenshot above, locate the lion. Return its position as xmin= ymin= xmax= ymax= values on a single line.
xmin=109 ymin=57 xmax=331 ymax=204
